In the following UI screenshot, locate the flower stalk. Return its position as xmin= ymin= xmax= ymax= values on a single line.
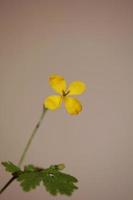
xmin=18 ymin=107 xmax=47 ymax=167
xmin=0 ymin=107 xmax=48 ymax=194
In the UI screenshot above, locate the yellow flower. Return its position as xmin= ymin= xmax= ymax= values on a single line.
xmin=44 ymin=74 xmax=86 ymax=115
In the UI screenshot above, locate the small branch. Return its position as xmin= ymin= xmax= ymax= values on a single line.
xmin=0 ymin=176 xmax=16 ymax=194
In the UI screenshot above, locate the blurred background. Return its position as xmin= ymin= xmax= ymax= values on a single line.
xmin=0 ymin=0 xmax=133 ymax=199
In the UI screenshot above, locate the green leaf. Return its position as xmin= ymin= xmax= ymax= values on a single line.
xmin=42 ymin=167 xmax=78 ymax=196
xmin=17 ymin=170 xmax=43 ymax=191
xmin=2 ymin=161 xmax=20 ymax=173
xmin=2 ymin=161 xmax=78 ymax=196
xmin=24 ymin=164 xmax=36 ymax=172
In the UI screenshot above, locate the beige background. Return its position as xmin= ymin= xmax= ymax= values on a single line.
xmin=0 ymin=0 xmax=133 ymax=200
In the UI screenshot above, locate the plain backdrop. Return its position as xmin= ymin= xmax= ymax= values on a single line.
xmin=0 ymin=0 xmax=133 ymax=200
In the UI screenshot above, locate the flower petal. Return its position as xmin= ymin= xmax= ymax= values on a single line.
xmin=68 ymin=81 xmax=86 ymax=95
xmin=49 ymin=74 xmax=67 ymax=94
xmin=64 ymin=97 xmax=82 ymax=115
xmin=44 ymin=95 xmax=62 ymax=110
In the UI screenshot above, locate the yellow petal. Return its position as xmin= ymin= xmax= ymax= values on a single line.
xmin=44 ymin=95 xmax=62 ymax=110
xmin=68 ymin=81 xmax=86 ymax=95
xmin=49 ymin=74 xmax=67 ymax=94
xmin=64 ymin=97 xmax=82 ymax=115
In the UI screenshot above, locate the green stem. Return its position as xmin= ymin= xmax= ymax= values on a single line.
xmin=18 ymin=107 xmax=47 ymax=167
xmin=0 ymin=107 xmax=48 ymax=195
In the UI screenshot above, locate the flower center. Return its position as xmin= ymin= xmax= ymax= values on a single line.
xmin=62 ymin=90 xmax=70 ymax=97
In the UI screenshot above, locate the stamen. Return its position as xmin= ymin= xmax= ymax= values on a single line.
xmin=62 ymin=90 xmax=70 ymax=96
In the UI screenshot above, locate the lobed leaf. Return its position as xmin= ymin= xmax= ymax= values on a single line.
xmin=17 ymin=171 xmax=43 ymax=191
xmin=42 ymin=170 xmax=78 ymax=196
xmin=2 ymin=161 xmax=78 ymax=196
xmin=2 ymin=161 xmax=20 ymax=173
